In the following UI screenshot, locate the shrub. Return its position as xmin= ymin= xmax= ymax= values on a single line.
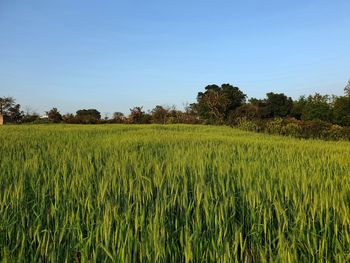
xmin=265 ymin=118 xmax=284 ymax=135
xmin=326 ymin=125 xmax=344 ymax=140
xmin=282 ymin=121 xmax=303 ymax=137
xmin=341 ymin=127 xmax=350 ymax=141
xmin=299 ymin=120 xmax=331 ymax=139
xmin=236 ymin=117 xmax=260 ymax=132
xmin=233 ymin=117 xmax=350 ymax=141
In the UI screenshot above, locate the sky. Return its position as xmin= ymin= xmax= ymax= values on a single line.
xmin=0 ymin=0 xmax=349 ymax=116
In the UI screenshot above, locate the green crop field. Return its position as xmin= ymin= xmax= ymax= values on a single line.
xmin=0 ymin=125 xmax=349 ymax=262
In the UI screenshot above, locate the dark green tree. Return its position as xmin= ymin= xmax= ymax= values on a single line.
xmin=302 ymin=93 xmax=333 ymax=122
xmin=196 ymin=84 xmax=246 ymax=123
xmin=112 ymin=112 xmax=125 ymax=123
xmin=151 ymin=105 xmax=169 ymax=124
xmin=232 ymin=103 xmax=261 ymax=120
xmin=76 ymin=109 xmax=101 ymax=124
xmin=333 ymin=96 xmax=350 ymax=126
xmin=344 ymin=79 xmax=350 ymax=97
xmin=47 ymin=108 xmax=62 ymax=123
xmin=0 ymin=97 xmax=15 ymax=115
xmin=291 ymin=96 xmax=307 ymax=120
xmin=129 ymin=107 xmax=146 ymax=124
xmin=8 ymin=104 xmax=23 ymax=122
xmin=0 ymin=97 xmax=23 ymax=122
xmin=262 ymin=92 xmax=293 ymax=118
xmin=62 ymin=113 xmax=75 ymax=124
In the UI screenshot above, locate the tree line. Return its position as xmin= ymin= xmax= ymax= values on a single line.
xmin=1 ymin=80 xmax=350 ymax=140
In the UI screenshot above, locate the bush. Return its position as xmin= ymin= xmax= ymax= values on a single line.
xmin=299 ymin=120 xmax=331 ymax=139
xmin=341 ymin=127 xmax=350 ymax=141
xmin=282 ymin=121 xmax=303 ymax=137
xmin=326 ymin=125 xmax=344 ymax=140
xmin=265 ymin=118 xmax=284 ymax=134
xmin=232 ymin=117 xmax=350 ymax=141
xmin=236 ymin=117 xmax=260 ymax=132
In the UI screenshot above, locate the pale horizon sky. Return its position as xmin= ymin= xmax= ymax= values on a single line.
xmin=1 ymin=0 xmax=349 ymax=116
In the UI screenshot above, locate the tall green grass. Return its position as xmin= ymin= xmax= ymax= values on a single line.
xmin=0 ymin=124 xmax=349 ymax=262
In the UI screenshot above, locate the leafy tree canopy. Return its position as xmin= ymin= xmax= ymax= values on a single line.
xmin=47 ymin=108 xmax=62 ymax=123
xmin=0 ymin=96 xmax=23 ymax=122
xmin=262 ymin=92 xmax=293 ymax=118
xmin=196 ymin=84 xmax=246 ymax=123
xmin=76 ymin=109 xmax=101 ymax=124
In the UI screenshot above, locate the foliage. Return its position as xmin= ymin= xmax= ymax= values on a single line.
xmin=282 ymin=120 xmax=302 ymax=137
xmin=235 ymin=117 xmax=261 ymax=132
xmin=265 ymin=117 xmax=284 ymax=134
xmin=301 ymin=93 xmax=333 ymax=122
xmin=262 ymin=92 xmax=293 ymax=118
xmin=0 ymin=96 xmax=23 ymax=122
xmin=151 ymin=105 xmax=168 ymax=124
xmin=0 ymin=96 xmax=15 ymax=115
xmin=2 ymin=80 xmax=350 ymax=142
xmin=112 ymin=112 xmax=126 ymax=123
xmin=230 ymin=103 xmax=261 ymax=122
xmin=22 ymin=113 xmax=40 ymax=123
xmin=195 ymin=84 xmax=246 ymax=123
xmin=290 ymin=96 xmax=307 ymax=119
xmin=128 ymin=107 xmax=151 ymax=124
xmin=298 ymin=120 xmax=331 ymax=139
xmin=247 ymin=93 xmax=293 ymax=119
xmin=47 ymin=108 xmax=63 ymax=123
xmin=333 ymin=96 xmax=350 ymax=126
xmin=345 ymin=79 xmax=350 ymax=97
xmin=181 ymin=103 xmax=200 ymax=124
xmin=75 ymin=109 xmax=101 ymax=124
xmin=62 ymin=113 xmax=76 ymax=124
xmin=235 ymin=117 xmax=350 ymax=141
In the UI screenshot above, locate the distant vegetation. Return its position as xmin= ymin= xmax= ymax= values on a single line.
xmin=1 ymin=80 xmax=350 ymax=140
xmin=1 ymin=125 xmax=349 ymax=261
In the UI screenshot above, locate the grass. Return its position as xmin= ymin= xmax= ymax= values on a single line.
xmin=0 ymin=124 xmax=349 ymax=262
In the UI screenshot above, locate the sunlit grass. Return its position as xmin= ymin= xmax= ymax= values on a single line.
xmin=0 ymin=124 xmax=349 ymax=262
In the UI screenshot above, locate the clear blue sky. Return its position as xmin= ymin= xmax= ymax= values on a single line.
xmin=1 ymin=0 xmax=349 ymax=116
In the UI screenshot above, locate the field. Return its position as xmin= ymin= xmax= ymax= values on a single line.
xmin=0 ymin=124 xmax=350 ymax=262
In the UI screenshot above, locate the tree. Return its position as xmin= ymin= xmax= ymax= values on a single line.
xmin=196 ymin=84 xmax=246 ymax=123
xmin=166 ymin=105 xmax=183 ymax=124
xmin=22 ymin=113 xmax=39 ymax=123
xmin=129 ymin=107 xmax=145 ymax=124
xmin=62 ymin=113 xmax=76 ymax=124
xmin=47 ymin=108 xmax=62 ymax=123
xmin=302 ymin=93 xmax=333 ymax=122
xmin=151 ymin=105 xmax=169 ymax=124
xmin=76 ymin=109 xmax=101 ymax=124
xmin=291 ymin=96 xmax=307 ymax=120
xmin=232 ymin=103 xmax=261 ymax=121
xmin=8 ymin=104 xmax=23 ymax=123
xmin=261 ymin=92 xmax=293 ymax=118
xmin=200 ymin=90 xmax=229 ymax=122
xmin=221 ymin=84 xmax=247 ymax=113
xmin=0 ymin=97 xmax=23 ymax=122
xmin=178 ymin=103 xmax=200 ymax=124
xmin=0 ymin=97 xmax=15 ymax=115
xmin=112 ymin=112 xmax=125 ymax=123
xmin=333 ymin=96 xmax=350 ymax=126
xmin=345 ymin=79 xmax=350 ymax=97
xmin=113 ymin=112 xmax=124 ymax=119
